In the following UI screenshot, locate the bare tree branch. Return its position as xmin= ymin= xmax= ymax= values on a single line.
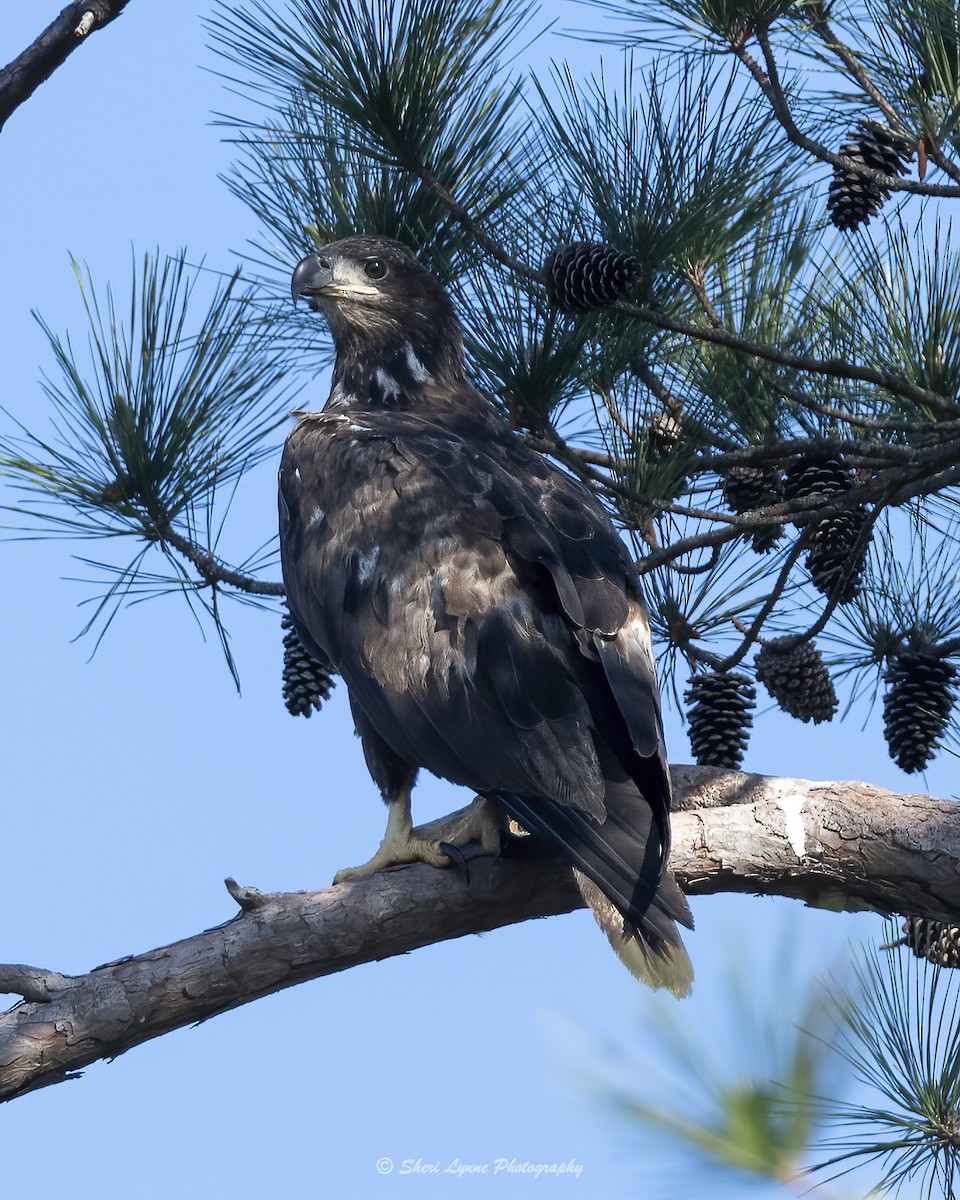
xmin=0 ymin=2 xmax=135 ymax=133
xmin=157 ymin=524 xmax=285 ymax=597
xmin=2 ymin=765 xmax=958 ymax=1104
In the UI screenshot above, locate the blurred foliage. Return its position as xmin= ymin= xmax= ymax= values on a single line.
xmin=811 ymin=924 xmax=960 ymax=1199
xmin=591 ymin=913 xmax=960 ymax=1198
xmin=582 ymin=907 xmax=871 ymax=1198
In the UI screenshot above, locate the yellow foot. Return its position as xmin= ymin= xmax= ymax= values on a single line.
xmin=333 ymin=796 xmax=452 ymax=883
xmin=334 ymin=833 xmax=450 ymax=883
xmin=432 ymin=797 xmax=506 ymax=855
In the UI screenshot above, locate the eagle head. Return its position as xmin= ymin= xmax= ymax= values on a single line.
xmin=292 ymin=236 xmax=464 ymax=390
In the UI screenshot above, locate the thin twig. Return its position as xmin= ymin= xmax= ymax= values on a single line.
xmin=615 ymin=298 xmax=959 ymax=416
xmin=638 ymin=457 xmax=960 ymax=574
xmin=685 ymin=263 xmax=723 ymax=329
xmin=700 ymin=437 xmax=921 ymax=472
xmin=733 ymin=33 xmax=960 ymax=198
xmin=659 ymin=544 xmax=722 ymax=576
xmin=157 ymin=525 xmax=285 ymax=597
xmin=633 ymin=362 xmax=738 ymax=453
xmin=779 ymin=503 xmax=886 ymax=653
xmin=717 ymin=535 xmax=808 ymax=671
xmin=806 ymin=10 xmax=960 ymax=186
xmin=414 ymin=163 xmax=540 ymax=282
xmin=525 ymin=436 xmax=616 ymax=470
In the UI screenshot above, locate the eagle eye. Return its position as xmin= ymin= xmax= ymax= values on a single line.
xmin=363 ymin=258 xmax=388 ymax=280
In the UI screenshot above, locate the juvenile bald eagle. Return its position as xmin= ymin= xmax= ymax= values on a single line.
xmin=282 ymin=236 xmax=693 ymax=993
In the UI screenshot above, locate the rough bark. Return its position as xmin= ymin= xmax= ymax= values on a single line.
xmin=0 ymin=2 xmax=134 ymax=133
xmin=1 ymin=764 xmax=958 ymax=1103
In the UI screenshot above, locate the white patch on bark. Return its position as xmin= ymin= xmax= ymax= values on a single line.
xmin=770 ymin=780 xmax=808 ymax=858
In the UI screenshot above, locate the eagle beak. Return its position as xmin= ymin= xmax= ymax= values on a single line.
xmin=291 ymin=253 xmax=380 ymax=307
xmin=291 ymin=254 xmax=333 ymax=305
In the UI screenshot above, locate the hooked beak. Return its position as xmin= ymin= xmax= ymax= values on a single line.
xmin=291 ymin=253 xmax=379 ymax=307
xmin=291 ymin=254 xmax=332 ymax=304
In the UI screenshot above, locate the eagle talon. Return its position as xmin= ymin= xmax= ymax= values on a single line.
xmin=431 ymin=796 xmax=506 ymax=856
xmin=333 ymin=794 xmax=452 ymax=883
xmin=438 ymin=840 xmax=472 ymax=884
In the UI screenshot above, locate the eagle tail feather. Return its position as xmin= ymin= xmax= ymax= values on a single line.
xmin=489 ymin=783 xmax=693 ymax=996
xmin=573 ymin=871 xmax=693 ymax=998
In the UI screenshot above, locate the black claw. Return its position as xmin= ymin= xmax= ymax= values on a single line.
xmin=439 ymin=840 xmax=471 ymax=885
xmin=492 ymin=828 xmax=513 ymax=863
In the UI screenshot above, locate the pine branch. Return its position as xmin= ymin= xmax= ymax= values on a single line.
xmin=733 ymin=31 xmax=960 ymax=198
xmin=804 ymin=6 xmax=960 ymax=186
xmin=716 ymin=534 xmax=808 ymax=670
xmin=157 ymin=523 xmax=284 ymax=597
xmin=0 ymin=1 xmax=134 ymax=133
xmin=2 ymin=765 xmax=958 ymax=1103
xmin=412 ymin=161 xmax=539 ymax=281
xmin=805 ymin=5 xmax=909 ymax=134
xmin=389 ymin=157 xmax=959 ymax=414
xmin=684 ymin=262 xmax=724 ymax=328
xmin=615 ymin=297 xmax=960 ymax=415
xmin=636 ymin=454 xmax=960 ymax=574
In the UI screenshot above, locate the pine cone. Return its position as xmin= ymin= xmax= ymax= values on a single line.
xmin=783 ymin=454 xmax=856 ymax=502
xmin=899 ymin=916 xmax=960 ymax=968
xmin=755 ymin=637 xmax=838 ymax=724
xmin=544 ymin=242 xmax=641 ymax=311
xmin=685 ymin=671 xmax=755 ymax=770
xmin=883 ymin=646 xmax=958 ymax=773
xmin=282 ymin=612 xmax=335 ymax=717
xmin=828 ymin=120 xmax=914 ymax=232
xmin=805 ymin=507 xmax=870 ymax=602
xmin=721 ymin=464 xmax=783 ymax=552
xmin=783 ymin=454 xmax=869 ymax=602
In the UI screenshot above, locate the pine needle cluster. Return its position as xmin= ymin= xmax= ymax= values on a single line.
xmin=811 ymin=930 xmax=960 ymax=1199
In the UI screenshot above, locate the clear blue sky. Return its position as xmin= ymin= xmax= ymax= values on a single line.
xmin=0 ymin=5 xmax=946 ymax=1198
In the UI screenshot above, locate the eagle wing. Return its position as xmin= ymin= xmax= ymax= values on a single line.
xmin=280 ymin=407 xmax=685 ymax=945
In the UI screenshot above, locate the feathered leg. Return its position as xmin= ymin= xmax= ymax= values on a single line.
xmin=336 ymin=701 xmax=509 ymax=882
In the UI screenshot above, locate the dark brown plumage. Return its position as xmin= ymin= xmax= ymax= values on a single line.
xmin=282 ymin=236 xmax=692 ymax=992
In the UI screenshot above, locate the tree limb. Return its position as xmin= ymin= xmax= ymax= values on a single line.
xmin=615 ymin=297 xmax=959 ymax=416
xmin=157 ymin=523 xmax=285 ymax=597
xmin=735 ymin=31 xmax=960 ymax=198
xmin=2 ymin=765 xmax=958 ymax=1103
xmin=0 ymin=2 xmax=135 ymax=133
xmin=804 ymin=9 xmax=960 ymax=185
